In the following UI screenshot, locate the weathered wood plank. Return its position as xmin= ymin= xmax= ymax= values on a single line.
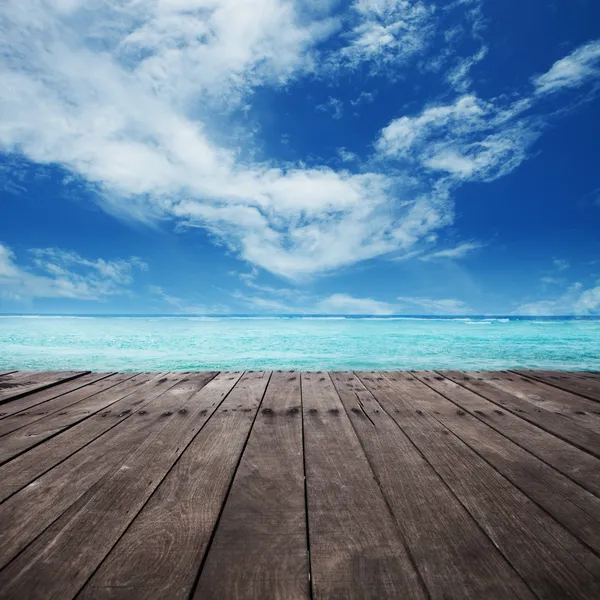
xmin=0 ymin=371 xmax=34 ymax=381
xmin=412 ymin=372 xmax=600 ymax=499
xmin=513 ymin=370 xmax=600 ymax=403
xmin=0 ymin=372 xmax=240 ymax=599
xmin=302 ymin=372 xmax=426 ymax=600
xmin=330 ymin=372 xmax=534 ymax=600
xmin=80 ymin=371 xmax=270 ymax=600
xmin=357 ymin=371 xmax=600 ymax=600
xmin=0 ymin=372 xmax=194 ymax=557
xmin=192 ymin=371 xmax=308 ymax=600
xmin=0 ymin=372 xmax=119 ymax=430
xmin=411 ymin=372 xmax=600 ymax=554
xmin=442 ymin=371 xmax=600 ymax=459
xmin=0 ymin=371 xmax=88 ymax=404
xmin=0 ymin=372 xmax=183 ymax=502
xmin=0 ymin=373 xmax=141 ymax=464
xmin=581 ymin=371 xmax=600 ymax=379
xmin=476 ymin=371 xmax=600 ymax=431
xmin=0 ymin=371 xmax=18 ymax=378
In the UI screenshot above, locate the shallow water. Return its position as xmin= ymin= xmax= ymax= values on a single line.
xmin=0 ymin=315 xmax=599 ymax=371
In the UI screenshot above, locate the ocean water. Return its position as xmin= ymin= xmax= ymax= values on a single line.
xmin=1 ymin=315 xmax=599 ymax=372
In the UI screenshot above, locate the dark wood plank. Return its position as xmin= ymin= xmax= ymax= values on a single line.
xmin=0 ymin=372 xmax=192 ymax=565
xmin=0 ymin=373 xmax=183 ymax=502
xmin=442 ymin=371 xmax=600 ymax=459
xmin=330 ymin=372 xmax=534 ymax=600
xmin=412 ymin=372 xmax=600 ymax=499
xmin=301 ymin=372 xmax=426 ymax=600
xmin=0 ymin=373 xmax=128 ymax=437
xmin=192 ymin=371 xmax=308 ymax=600
xmin=410 ymin=372 xmax=600 ymax=555
xmin=0 ymin=372 xmax=118 ymax=427
xmin=357 ymin=371 xmax=600 ymax=600
xmin=513 ymin=370 xmax=600 ymax=403
xmin=0 ymin=373 xmax=143 ymax=464
xmin=476 ymin=371 xmax=600 ymax=431
xmin=0 ymin=372 xmax=240 ymax=599
xmin=0 ymin=371 xmax=34 ymax=381
xmin=0 ymin=371 xmax=88 ymax=404
xmin=80 ymin=371 xmax=270 ymax=600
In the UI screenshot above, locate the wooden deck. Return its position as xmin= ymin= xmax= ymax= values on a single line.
xmin=1 ymin=370 xmax=600 ymax=599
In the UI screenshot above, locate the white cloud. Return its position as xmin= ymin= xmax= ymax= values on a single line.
xmin=231 ymin=291 xmax=295 ymax=313
xmin=0 ymin=1 xmax=599 ymax=284
xmin=376 ymin=93 xmax=542 ymax=183
xmin=396 ymin=296 xmax=472 ymax=314
xmin=0 ymin=0 xmax=452 ymax=281
xmin=335 ymin=0 xmax=435 ymax=70
xmin=0 ymin=242 xmax=146 ymax=301
xmin=233 ymin=276 xmax=395 ymax=314
xmin=553 ymin=259 xmax=570 ymax=271
xmin=574 ymin=286 xmax=600 ymax=314
xmin=420 ymin=241 xmax=483 ymax=260
xmin=316 ymin=293 xmax=395 ymax=314
xmin=446 ymin=46 xmax=488 ymax=92
xmin=540 ymin=276 xmax=563 ymax=286
xmin=233 ymin=291 xmax=397 ymax=314
xmin=337 ymin=147 xmax=359 ymax=163
xmin=232 ymin=287 xmax=471 ymax=315
xmin=515 ymin=282 xmax=600 ymax=316
xmin=147 ymin=285 xmax=224 ymax=314
xmin=533 ymin=40 xmax=600 ymax=95
xmin=350 ymin=90 xmax=376 ymax=107
xmin=375 ymin=38 xmax=600 ymax=186
xmin=317 ymin=97 xmax=344 ymax=119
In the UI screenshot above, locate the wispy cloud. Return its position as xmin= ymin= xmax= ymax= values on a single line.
xmin=1 ymin=2 xmax=599 ymax=283
xmin=515 ymin=282 xmax=600 ymax=316
xmin=419 ymin=241 xmax=484 ymax=261
xmin=334 ymin=0 xmax=435 ymax=70
xmin=316 ymin=97 xmax=344 ymax=119
xmin=540 ymin=276 xmax=564 ymax=286
xmin=396 ymin=296 xmax=472 ymax=315
xmin=376 ymin=94 xmax=541 ymax=182
xmin=533 ymin=40 xmax=600 ymax=95
xmin=316 ymin=293 xmax=395 ymax=315
xmin=553 ymin=259 xmax=570 ymax=272
xmin=147 ymin=285 xmax=223 ymax=314
xmin=0 ymin=242 xmax=146 ymax=301
xmin=337 ymin=147 xmax=359 ymax=163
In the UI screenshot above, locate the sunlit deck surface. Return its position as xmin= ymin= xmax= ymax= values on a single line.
xmin=1 ymin=369 xmax=600 ymax=599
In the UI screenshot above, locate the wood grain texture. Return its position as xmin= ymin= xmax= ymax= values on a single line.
xmin=0 ymin=372 xmax=192 ymax=559
xmin=358 ymin=372 xmax=600 ymax=600
xmin=0 ymin=372 xmax=119 ymax=433
xmin=0 ymin=371 xmax=88 ymax=404
xmin=415 ymin=372 xmax=600 ymax=498
xmin=513 ymin=370 xmax=600 ymax=403
xmin=330 ymin=372 xmax=534 ymax=600
xmin=442 ymin=370 xmax=600 ymax=459
xmin=412 ymin=371 xmax=600 ymax=554
xmin=1 ymin=370 xmax=600 ymax=600
xmin=475 ymin=371 xmax=600 ymax=431
xmin=0 ymin=372 xmax=183 ymax=502
xmin=302 ymin=372 xmax=426 ymax=600
xmin=193 ymin=371 xmax=309 ymax=600
xmin=80 ymin=371 xmax=270 ymax=600
xmin=0 ymin=373 xmax=138 ymax=462
xmin=0 ymin=372 xmax=238 ymax=599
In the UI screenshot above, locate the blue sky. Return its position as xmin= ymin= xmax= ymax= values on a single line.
xmin=0 ymin=0 xmax=599 ymax=315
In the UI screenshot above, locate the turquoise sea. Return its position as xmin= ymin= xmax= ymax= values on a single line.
xmin=0 ymin=315 xmax=599 ymax=372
